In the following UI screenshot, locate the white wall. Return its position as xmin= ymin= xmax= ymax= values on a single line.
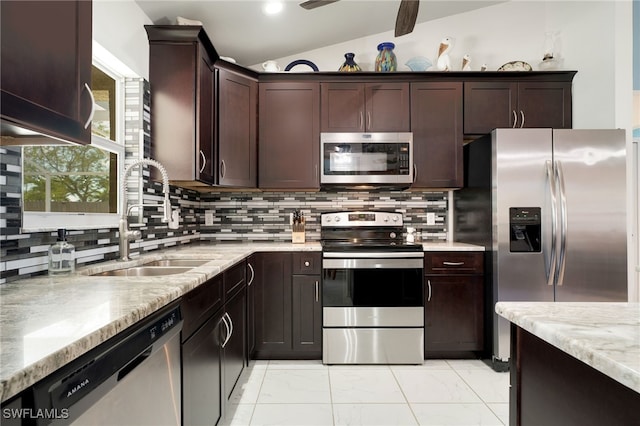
xmin=93 ymin=0 xmax=153 ymax=79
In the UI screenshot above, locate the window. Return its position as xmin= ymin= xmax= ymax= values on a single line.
xmin=21 ymin=61 xmax=125 ymax=231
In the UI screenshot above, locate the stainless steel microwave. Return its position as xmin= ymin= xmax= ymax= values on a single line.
xmin=320 ymin=132 xmax=413 ymax=187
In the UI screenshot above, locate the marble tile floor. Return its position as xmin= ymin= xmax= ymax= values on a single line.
xmin=221 ymin=359 xmax=510 ymax=426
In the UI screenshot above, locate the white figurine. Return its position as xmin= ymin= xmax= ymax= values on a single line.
xmin=462 ymin=54 xmax=471 ymax=71
xmin=436 ymin=37 xmax=452 ymax=71
xmin=480 ymin=63 xmax=488 ymax=72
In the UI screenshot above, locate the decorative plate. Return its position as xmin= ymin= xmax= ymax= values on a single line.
xmin=284 ymin=59 xmax=319 ymax=72
xmin=498 ymin=61 xmax=532 ymax=71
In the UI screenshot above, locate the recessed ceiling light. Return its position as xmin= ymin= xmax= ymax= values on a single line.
xmin=263 ymin=1 xmax=284 ymax=16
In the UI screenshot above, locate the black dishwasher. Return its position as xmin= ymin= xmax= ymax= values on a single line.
xmin=31 ymin=302 xmax=182 ymax=426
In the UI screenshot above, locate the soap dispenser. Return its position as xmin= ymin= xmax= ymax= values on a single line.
xmin=48 ymin=229 xmax=75 ymax=276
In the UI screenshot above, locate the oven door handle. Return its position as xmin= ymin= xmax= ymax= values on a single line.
xmin=323 ymin=252 xmax=424 ymax=259
xmin=323 ymin=258 xmax=424 ymax=269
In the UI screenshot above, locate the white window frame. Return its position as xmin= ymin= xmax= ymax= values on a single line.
xmin=21 ymin=57 xmax=126 ymax=232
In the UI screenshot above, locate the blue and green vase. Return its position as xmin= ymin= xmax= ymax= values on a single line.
xmin=339 ymin=52 xmax=361 ymax=72
xmin=375 ymin=42 xmax=397 ymax=72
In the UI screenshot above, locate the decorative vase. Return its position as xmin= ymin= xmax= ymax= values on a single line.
xmin=375 ymin=42 xmax=397 ymax=72
xmin=338 ymin=52 xmax=361 ymax=72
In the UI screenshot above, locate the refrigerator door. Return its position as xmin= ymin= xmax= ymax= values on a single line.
xmin=552 ymin=129 xmax=627 ymax=301
xmin=493 ymin=128 xmax=555 ymax=362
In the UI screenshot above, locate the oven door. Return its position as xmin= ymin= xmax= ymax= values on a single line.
xmin=322 ymin=257 xmax=424 ymax=309
xmin=320 ymin=133 xmax=413 ymax=185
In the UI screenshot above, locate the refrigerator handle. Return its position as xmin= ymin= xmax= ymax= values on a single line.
xmin=546 ymin=160 xmax=559 ymax=287
xmin=556 ymin=161 xmax=568 ymax=286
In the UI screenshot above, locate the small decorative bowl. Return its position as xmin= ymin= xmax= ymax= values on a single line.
xmin=405 ymin=56 xmax=432 ymax=72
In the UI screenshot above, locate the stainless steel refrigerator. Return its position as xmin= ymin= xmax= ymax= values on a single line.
xmin=455 ymin=128 xmax=628 ymax=369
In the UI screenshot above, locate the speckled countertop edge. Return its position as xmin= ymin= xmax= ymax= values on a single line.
xmin=0 ymin=241 xmax=482 ymax=402
xmin=496 ymin=301 xmax=640 ymax=393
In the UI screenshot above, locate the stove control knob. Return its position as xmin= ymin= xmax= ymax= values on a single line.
xmin=392 ymin=215 xmax=399 ymax=222
xmin=334 ymin=216 xmax=341 ymax=222
xmin=384 ymin=216 xmax=390 ymax=222
xmin=325 ymin=217 xmax=332 ymax=223
xmin=390 ymin=232 xmax=397 ymax=238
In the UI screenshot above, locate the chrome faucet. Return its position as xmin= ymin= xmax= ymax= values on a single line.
xmin=119 ymin=158 xmax=177 ymax=261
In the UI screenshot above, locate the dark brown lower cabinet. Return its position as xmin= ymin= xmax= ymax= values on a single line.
xmin=253 ymin=252 xmax=322 ymax=359
xmin=511 ymin=326 xmax=640 ymax=426
xmin=292 ymin=275 xmax=322 ymax=354
xmin=424 ymin=276 xmax=483 ymax=353
xmin=223 ymin=288 xmax=246 ymax=402
xmin=424 ymin=252 xmax=484 ymax=357
xmin=182 ymin=309 xmax=223 ymax=426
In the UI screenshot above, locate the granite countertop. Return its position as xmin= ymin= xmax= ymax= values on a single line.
xmin=0 ymin=240 xmax=482 ymax=403
xmin=495 ymin=302 xmax=640 ymax=393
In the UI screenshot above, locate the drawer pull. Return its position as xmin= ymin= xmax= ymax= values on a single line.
xmin=304 ymin=261 xmax=310 ymax=267
xmin=443 ymin=261 xmax=465 ymax=266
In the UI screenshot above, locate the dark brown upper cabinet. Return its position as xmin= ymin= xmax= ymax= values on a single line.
xmin=146 ymin=25 xmax=217 ymax=187
xmin=411 ymin=82 xmax=463 ymax=189
xmin=1 ymin=0 xmax=93 ymax=145
xmin=464 ymin=81 xmax=572 ymax=135
xmin=320 ymin=82 xmax=410 ymax=132
xmin=259 ymin=82 xmax=320 ymax=190
xmin=217 ymin=67 xmax=258 ymax=188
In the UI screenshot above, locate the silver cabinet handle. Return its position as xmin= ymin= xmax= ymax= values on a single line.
xmin=221 ymin=314 xmax=231 ymax=348
xmin=227 ymin=312 xmax=234 ymax=341
xmin=413 ymin=164 xmax=417 ymax=183
xmin=247 ymin=263 xmax=255 ymax=286
xmin=367 ymin=111 xmax=371 ymax=129
xmin=442 ymin=261 xmax=464 ymax=266
xmin=512 ymin=110 xmax=518 ymax=128
xmin=199 ymin=150 xmax=206 ymax=173
xmin=545 ymin=160 xmax=558 ymax=287
xmin=427 ymin=279 xmax=432 ymax=302
xmin=359 ymin=111 xmax=364 ymax=130
xmin=315 ymin=280 xmax=319 ymax=302
xmin=220 ymin=160 xmax=226 ymax=179
xmin=83 ymin=83 xmax=95 ymax=129
xmin=304 ymin=261 xmax=310 ymax=267
xmin=520 ymin=110 xmax=525 ymax=128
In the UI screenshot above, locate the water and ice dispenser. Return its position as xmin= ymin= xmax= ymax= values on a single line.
xmin=509 ymin=207 xmax=541 ymax=252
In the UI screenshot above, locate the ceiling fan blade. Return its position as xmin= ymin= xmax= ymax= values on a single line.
xmin=395 ymin=0 xmax=420 ymax=37
xmin=300 ymin=0 xmax=340 ymax=10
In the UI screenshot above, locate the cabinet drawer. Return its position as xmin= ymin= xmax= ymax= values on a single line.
xmin=292 ymin=252 xmax=321 ymax=275
xmin=425 ymin=252 xmax=484 ymax=275
xmin=182 ymin=275 xmax=223 ymax=341
xmin=224 ymin=261 xmax=246 ymax=298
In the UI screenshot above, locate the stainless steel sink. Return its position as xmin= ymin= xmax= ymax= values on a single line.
xmin=91 ymin=266 xmax=194 ymax=277
xmin=143 ymin=259 xmax=209 ymax=267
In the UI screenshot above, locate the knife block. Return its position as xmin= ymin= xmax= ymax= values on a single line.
xmin=292 ymin=221 xmax=306 ymax=244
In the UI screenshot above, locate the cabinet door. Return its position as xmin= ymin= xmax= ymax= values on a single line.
xmin=425 ymin=276 xmax=484 ymax=352
xmin=463 ymin=82 xmax=517 ymax=134
xmin=197 ymin=50 xmax=216 ymax=184
xmin=246 ymin=256 xmax=257 ymax=361
xmin=411 ymin=82 xmax=463 ymax=188
xmin=182 ymin=310 xmax=223 ymax=426
xmin=292 ymin=275 xmax=322 ymax=355
xmin=254 ymin=253 xmax=293 ymax=357
xmin=223 ymin=289 xmax=246 ymax=402
xmin=1 ymin=0 xmax=92 ymax=145
xmin=320 ymin=83 xmax=365 ymax=132
xmin=365 ymin=83 xmax=410 ymax=132
xmin=517 ymin=82 xmax=572 ymax=129
xmin=259 ymin=82 xmax=320 ymax=189
xmin=218 ymin=68 xmax=257 ymax=187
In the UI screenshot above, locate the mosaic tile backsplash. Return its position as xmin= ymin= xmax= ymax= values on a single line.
xmin=200 ymin=190 xmax=448 ymax=243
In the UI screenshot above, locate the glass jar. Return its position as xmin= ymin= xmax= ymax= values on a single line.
xmin=375 ymin=42 xmax=397 ymax=72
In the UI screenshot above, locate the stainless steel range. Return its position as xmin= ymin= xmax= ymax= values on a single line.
xmin=321 ymin=211 xmax=424 ymax=364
